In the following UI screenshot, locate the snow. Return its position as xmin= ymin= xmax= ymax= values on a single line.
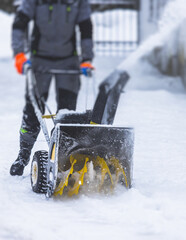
xmin=1 ymin=2 xmax=186 ymax=240
xmin=159 ymin=0 xmax=186 ymax=32
xmin=0 ymin=11 xmax=14 ymax=59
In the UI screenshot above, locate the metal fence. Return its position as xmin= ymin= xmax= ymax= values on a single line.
xmin=90 ymin=0 xmax=140 ymax=55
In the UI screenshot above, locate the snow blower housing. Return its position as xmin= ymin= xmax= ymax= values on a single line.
xmin=28 ymin=68 xmax=134 ymax=198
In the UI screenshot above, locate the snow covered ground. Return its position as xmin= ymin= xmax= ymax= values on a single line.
xmin=1 ymin=2 xmax=186 ymax=239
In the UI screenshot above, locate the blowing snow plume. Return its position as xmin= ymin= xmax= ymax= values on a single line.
xmin=115 ymin=0 xmax=186 ymax=92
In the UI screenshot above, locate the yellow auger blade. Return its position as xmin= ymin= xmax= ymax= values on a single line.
xmin=109 ymin=157 xmax=128 ymax=188
xmin=90 ymin=121 xmax=99 ymax=125
xmin=68 ymin=158 xmax=89 ymax=197
xmin=42 ymin=114 xmax=56 ymax=119
xmin=54 ymin=157 xmax=76 ymax=196
xmin=93 ymin=156 xmax=114 ymax=190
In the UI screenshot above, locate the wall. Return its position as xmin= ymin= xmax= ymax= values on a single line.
xmin=139 ymin=0 xmax=169 ymax=42
xmin=147 ymin=18 xmax=186 ymax=87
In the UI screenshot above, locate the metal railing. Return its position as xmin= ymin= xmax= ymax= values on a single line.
xmin=90 ymin=0 xmax=139 ymax=55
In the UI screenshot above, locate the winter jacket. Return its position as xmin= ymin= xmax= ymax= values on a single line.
xmin=12 ymin=0 xmax=93 ymax=61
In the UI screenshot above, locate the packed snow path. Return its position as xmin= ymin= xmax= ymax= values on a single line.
xmin=1 ymin=54 xmax=186 ymax=240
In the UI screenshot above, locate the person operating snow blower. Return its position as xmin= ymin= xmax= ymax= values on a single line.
xmin=10 ymin=0 xmax=94 ymax=176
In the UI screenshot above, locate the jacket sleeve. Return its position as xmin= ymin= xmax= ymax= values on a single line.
xmin=77 ymin=0 xmax=94 ymax=62
xmin=12 ymin=0 xmax=36 ymax=56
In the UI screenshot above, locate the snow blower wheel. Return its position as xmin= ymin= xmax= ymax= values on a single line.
xmin=31 ymin=151 xmax=48 ymax=193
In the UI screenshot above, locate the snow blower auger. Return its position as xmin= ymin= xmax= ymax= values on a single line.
xmin=26 ymin=67 xmax=134 ymax=199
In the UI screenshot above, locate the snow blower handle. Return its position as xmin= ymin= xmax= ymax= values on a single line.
xmin=24 ymin=63 xmax=94 ymax=76
xmin=47 ymin=69 xmax=82 ymax=75
xmin=24 ymin=65 xmax=82 ymax=75
xmin=45 ymin=68 xmax=94 ymax=76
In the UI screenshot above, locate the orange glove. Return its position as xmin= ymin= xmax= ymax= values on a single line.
xmin=80 ymin=62 xmax=95 ymax=76
xmin=15 ymin=53 xmax=28 ymax=74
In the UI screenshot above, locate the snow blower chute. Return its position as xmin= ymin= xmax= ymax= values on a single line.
xmin=27 ymin=68 xmax=134 ymax=198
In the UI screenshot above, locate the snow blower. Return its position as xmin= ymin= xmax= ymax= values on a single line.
xmin=27 ymin=67 xmax=134 ymax=198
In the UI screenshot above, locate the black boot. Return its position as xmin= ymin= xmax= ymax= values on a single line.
xmin=10 ymin=148 xmax=31 ymax=176
xmin=10 ymin=156 xmax=29 ymax=176
xmin=10 ymin=126 xmax=40 ymax=176
xmin=10 ymin=141 xmax=32 ymax=176
xmin=10 ymin=160 xmax=25 ymax=176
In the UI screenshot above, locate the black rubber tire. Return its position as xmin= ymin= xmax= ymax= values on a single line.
xmin=30 ymin=150 xmax=48 ymax=194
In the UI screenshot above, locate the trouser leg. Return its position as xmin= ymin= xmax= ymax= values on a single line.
xmin=19 ymin=72 xmax=52 ymax=162
xmin=55 ymin=72 xmax=80 ymax=111
xmin=10 ymin=72 xmax=52 ymax=176
xmin=19 ymin=93 xmax=41 ymax=166
xmin=56 ymin=88 xmax=78 ymax=111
